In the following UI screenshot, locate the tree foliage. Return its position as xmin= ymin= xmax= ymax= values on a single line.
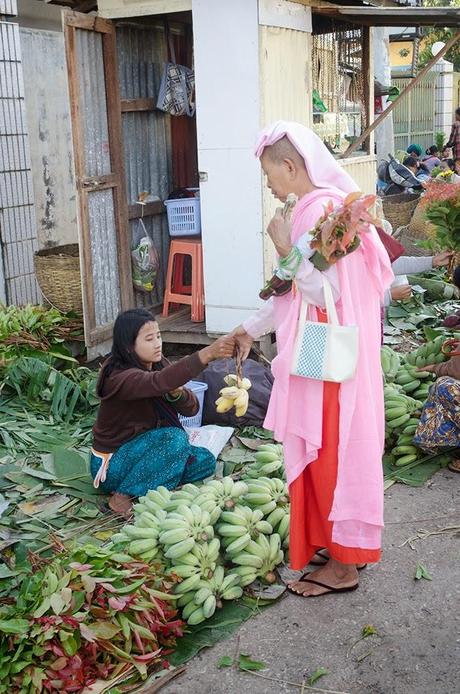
xmin=419 ymin=0 xmax=460 ymax=71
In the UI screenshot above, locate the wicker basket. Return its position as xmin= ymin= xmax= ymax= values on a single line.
xmin=408 ymin=199 xmax=437 ymax=240
xmin=396 ymin=226 xmax=432 ymax=257
xmin=34 ymin=244 xmax=83 ymax=314
xmin=381 ymin=192 xmax=420 ymax=231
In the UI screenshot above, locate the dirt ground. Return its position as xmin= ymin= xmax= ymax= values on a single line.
xmin=164 ymin=469 xmax=460 ymax=694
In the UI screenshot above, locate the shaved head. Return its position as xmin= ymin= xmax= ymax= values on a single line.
xmin=262 ymin=136 xmax=306 ymax=170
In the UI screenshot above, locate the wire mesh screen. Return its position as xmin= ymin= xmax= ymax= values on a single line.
xmin=312 ymin=22 xmax=368 ymax=155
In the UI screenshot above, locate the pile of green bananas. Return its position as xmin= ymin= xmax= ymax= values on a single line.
xmin=384 ymin=384 xmax=421 ymax=435
xmin=110 ymin=475 xmax=289 ymax=626
xmin=405 ymin=336 xmax=447 ymax=368
xmin=393 ymin=363 xmax=435 ymax=401
xmin=244 ymin=443 xmax=285 ymax=478
xmin=381 ymin=346 xmax=401 ymax=382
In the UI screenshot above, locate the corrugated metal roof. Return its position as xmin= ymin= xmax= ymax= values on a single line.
xmin=313 ymin=6 xmax=460 ymax=27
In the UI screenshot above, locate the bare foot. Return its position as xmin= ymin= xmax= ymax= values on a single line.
xmin=109 ymin=493 xmax=133 ymax=518
xmin=448 ymin=458 xmax=460 ymax=473
xmin=288 ymin=558 xmax=359 ymax=597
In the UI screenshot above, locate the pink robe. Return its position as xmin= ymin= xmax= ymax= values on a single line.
xmin=244 ymin=186 xmax=393 ymax=550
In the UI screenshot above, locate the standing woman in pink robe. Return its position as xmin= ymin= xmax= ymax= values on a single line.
xmin=232 ymin=122 xmax=393 ymax=597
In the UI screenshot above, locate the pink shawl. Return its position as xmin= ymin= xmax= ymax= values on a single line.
xmin=257 ymin=122 xmax=394 ymax=549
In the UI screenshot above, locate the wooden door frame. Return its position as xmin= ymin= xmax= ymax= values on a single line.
xmin=63 ymin=10 xmax=133 ymax=346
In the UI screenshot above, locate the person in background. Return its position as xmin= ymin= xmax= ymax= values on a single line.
xmin=435 ymin=159 xmax=460 ymax=183
xmin=422 ymin=145 xmax=441 ymax=173
xmin=441 ymin=145 xmax=453 ymax=160
xmin=406 ymin=143 xmax=423 ymax=159
xmin=384 ymin=250 xmax=453 ymax=303
xmin=91 ymin=308 xmax=235 ymax=517
xmin=414 ymin=342 xmax=460 ymax=474
xmin=403 ymin=156 xmax=429 ymax=188
xmin=446 ymin=107 xmax=460 ymax=160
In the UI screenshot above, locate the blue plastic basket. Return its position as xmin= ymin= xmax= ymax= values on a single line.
xmin=179 ymin=380 xmax=208 ymax=428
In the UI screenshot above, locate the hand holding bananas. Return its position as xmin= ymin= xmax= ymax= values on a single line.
xmin=260 ymin=193 xmax=298 ymax=300
xmin=198 ymin=334 xmax=236 ymax=364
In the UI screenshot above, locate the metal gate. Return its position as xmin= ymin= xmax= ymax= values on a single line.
xmin=393 ymin=72 xmax=437 ymax=152
xmin=0 ymin=13 xmax=39 ymax=305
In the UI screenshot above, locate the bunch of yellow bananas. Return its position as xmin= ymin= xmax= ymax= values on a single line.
xmin=215 ymin=373 xmax=252 ymax=417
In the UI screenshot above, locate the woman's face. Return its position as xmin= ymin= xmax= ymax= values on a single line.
xmin=260 ymin=152 xmax=292 ymax=202
xmin=134 ymin=320 xmax=162 ymax=367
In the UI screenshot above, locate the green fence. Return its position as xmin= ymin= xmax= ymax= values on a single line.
xmin=392 ymin=72 xmax=436 ymax=153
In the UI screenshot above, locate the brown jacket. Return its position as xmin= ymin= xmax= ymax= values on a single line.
xmin=92 ymin=353 xmax=203 ymax=452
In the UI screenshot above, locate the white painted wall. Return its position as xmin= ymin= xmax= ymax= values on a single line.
xmin=433 ymin=58 xmax=454 ymax=140
xmin=374 ymin=26 xmax=394 ymax=162
xmin=193 ymin=0 xmax=264 ymax=333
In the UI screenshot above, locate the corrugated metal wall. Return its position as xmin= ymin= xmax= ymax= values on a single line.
xmin=116 ymin=23 xmax=173 ymax=307
xmin=0 ymin=18 xmax=39 ymax=305
xmin=0 ymin=0 xmax=17 ymax=17
xmin=393 ymin=73 xmax=437 ymax=152
xmin=74 ymin=27 xmax=122 ymax=329
xmin=340 ymin=155 xmax=377 ymax=194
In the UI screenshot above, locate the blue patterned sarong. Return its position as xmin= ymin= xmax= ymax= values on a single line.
xmin=414 ymin=377 xmax=460 ymax=453
xmin=90 ymin=427 xmax=216 ymax=497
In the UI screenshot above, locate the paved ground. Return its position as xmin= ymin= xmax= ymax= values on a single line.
xmin=164 ymin=469 xmax=460 ymax=694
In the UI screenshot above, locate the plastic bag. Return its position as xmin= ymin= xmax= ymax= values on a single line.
xmin=131 ymin=219 xmax=160 ymax=293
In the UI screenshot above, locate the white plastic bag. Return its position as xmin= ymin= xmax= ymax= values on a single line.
xmin=131 ymin=219 xmax=160 ymax=293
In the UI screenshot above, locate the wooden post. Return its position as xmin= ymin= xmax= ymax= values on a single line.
xmin=341 ymin=30 xmax=460 ymax=159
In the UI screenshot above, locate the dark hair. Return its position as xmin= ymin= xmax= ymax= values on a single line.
xmin=97 ymin=308 xmax=157 ymax=396
xmin=407 ymin=144 xmax=422 ymax=157
xmin=425 ymin=145 xmax=439 ymax=156
xmin=403 ymin=156 xmax=418 ymax=169
xmin=456 ymin=107 xmax=460 ymax=117
xmin=453 ymin=265 xmax=460 ymax=289
xmin=445 ymin=158 xmax=455 ymax=169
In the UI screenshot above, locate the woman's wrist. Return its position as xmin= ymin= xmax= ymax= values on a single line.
xmin=198 ymin=345 xmax=213 ymax=365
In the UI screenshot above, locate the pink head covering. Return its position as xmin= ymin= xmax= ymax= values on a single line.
xmin=255 ymin=120 xmax=358 ymax=196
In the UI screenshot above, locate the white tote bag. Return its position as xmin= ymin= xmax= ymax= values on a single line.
xmin=291 ymin=276 xmax=359 ymax=383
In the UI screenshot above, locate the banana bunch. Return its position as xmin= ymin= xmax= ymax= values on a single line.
xmin=384 ymin=384 xmax=421 ymax=433
xmin=393 ymin=363 xmax=435 ymax=397
xmin=196 ymin=477 xmax=248 ymax=515
xmin=405 ymin=336 xmax=447 ymax=368
xmin=230 ymin=533 xmax=284 ymax=587
xmin=381 ymin=346 xmax=401 ymax=383
xmin=110 ymin=510 xmax=165 ymax=562
xmin=245 ymin=443 xmax=285 ymax=478
xmin=133 ymin=485 xmax=171 ymax=518
xmin=216 ymin=504 xmax=273 ymax=556
xmin=177 ymin=567 xmax=243 ymax=625
xmin=164 ymin=483 xmax=201 ymax=512
xmin=159 ymin=504 xmax=215 ymax=560
xmin=242 ymin=477 xmax=290 ymax=516
xmin=215 ymin=373 xmax=252 ymax=417
xmin=170 ymin=537 xmax=221 ymax=592
xmin=390 ymin=428 xmax=421 ymax=467
xmin=265 ymin=505 xmax=290 ymax=549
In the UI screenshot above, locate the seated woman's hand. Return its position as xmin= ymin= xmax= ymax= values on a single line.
xmin=391 ymin=284 xmax=412 ymax=301
xmin=432 ymin=250 xmax=453 ymax=268
xmin=199 ymin=335 xmax=235 ymax=364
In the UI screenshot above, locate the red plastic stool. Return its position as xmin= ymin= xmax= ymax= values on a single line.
xmin=162 ymin=238 xmax=204 ymax=322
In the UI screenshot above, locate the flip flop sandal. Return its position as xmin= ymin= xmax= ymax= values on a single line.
xmin=448 ymin=460 xmax=460 ymax=473
xmin=309 ymin=550 xmax=367 ymax=571
xmin=287 ymin=577 xmax=359 ymax=597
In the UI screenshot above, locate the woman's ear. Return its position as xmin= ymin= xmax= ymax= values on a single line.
xmin=285 ymin=157 xmax=297 ymax=179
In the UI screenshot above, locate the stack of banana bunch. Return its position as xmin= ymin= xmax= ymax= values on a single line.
xmin=393 ymin=362 xmax=435 ymax=403
xmin=110 ymin=486 xmax=171 ymax=561
xmin=244 ymin=442 xmax=285 ymax=479
xmin=177 ymin=567 xmax=243 ymax=625
xmin=195 ymin=477 xmax=249 ymax=517
xmin=381 ymin=346 xmax=401 ymax=383
xmin=404 ymin=336 xmax=448 ymax=368
xmin=215 ymin=373 xmax=252 ymax=417
xmin=228 ymin=533 xmax=284 ymax=587
xmin=384 ymin=383 xmax=421 ymax=434
xmin=242 ymin=477 xmax=290 ymax=549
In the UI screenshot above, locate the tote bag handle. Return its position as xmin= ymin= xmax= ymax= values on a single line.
xmin=298 ymin=274 xmax=339 ymax=329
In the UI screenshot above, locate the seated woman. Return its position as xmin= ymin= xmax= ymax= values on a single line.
xmin=91 ymin=308 xmax=235 ymax=516
xmin=414 ymin=342 xmax=460 ymax=473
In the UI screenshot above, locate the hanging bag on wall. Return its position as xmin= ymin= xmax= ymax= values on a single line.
xmin=291 ymin=275 xmax=359 ymax=383
xmin=131 ymin=219 xmax=160 ymax=293
xmin=157 ymin=27 xmax=195 ymax=117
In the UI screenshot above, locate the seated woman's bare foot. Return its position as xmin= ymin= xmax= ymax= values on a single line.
xmin=109 ymin=493 xmax=133 ymax=518
xmin=448 ymin=458 xmax=460 ymax=473
xmin=288 ymin=558 xmax=359 ymax=597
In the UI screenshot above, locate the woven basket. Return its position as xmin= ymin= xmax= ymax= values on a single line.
xmin=408 ymin=199 xmax=439 ymax=241
xmin=381 ymin=192 xmax=420 ymax=231
xmin=397 ymin=226 xmax=432 ymax=257
xmin=34 ymin=244 xmax=83 ymax=314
